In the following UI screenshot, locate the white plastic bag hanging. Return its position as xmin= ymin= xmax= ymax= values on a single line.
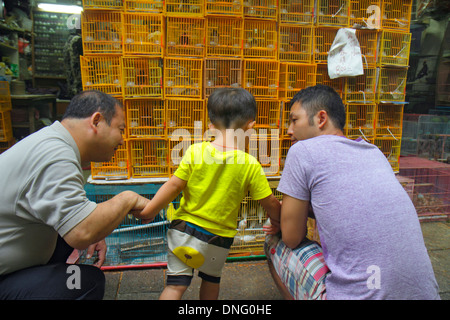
xmin=327 ymin=28 xmax=364 ymax=79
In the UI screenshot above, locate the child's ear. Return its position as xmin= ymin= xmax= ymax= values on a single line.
xmin=246 ymin=120 xmax=256 ymax=130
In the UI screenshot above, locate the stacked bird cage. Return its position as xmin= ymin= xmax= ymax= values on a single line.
xmin=0 ymin=81 xmax=13 ymax=150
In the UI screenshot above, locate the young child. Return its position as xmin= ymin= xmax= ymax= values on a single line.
xmin=137 ymin=88 xmax=281 ymax=300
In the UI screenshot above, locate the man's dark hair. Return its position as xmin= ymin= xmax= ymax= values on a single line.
xmin=207 ymin=87 xmax=257 ymax=129
xmin=290 ymin=85 xmax=346 ymax=130
xmin=62 ymin=90 xmax=122 ymax=125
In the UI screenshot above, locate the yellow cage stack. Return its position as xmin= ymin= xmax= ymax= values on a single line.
xmin=315 ymin=0 xmax=350 ymax=27
xmin=123 ymin=0 xmax=164 ymax=13
xmin=129 ymin=138 xmax=169 ymax=178
xmin=279 ymin=63 xmax=317 ymax=101
xmin=165 ymin=0 xmax=204 ymax=17
xmin=203 ymin=58 xmax=243 ymax=98
xmin=243 ymin=59 xmax=279 ymax=99
xmin=205 ymin=16 xmax=243 ymax=57
xmin=345 ymin=103 xmax=377 ymax=143
xmin=205 ymin=0 xmax=243 ymax=17
xmin=243 ymin=18 xmax=277 ymax=59
xmin=122 ymin=56 xmax=163 ymax=98
xmin=80 ymin=55 xmax=123 ymax=96
xmin=91 ymin=140 xmax=130 ymax=179
xmin=125 ymin=98 xmax=166 ymax=138
xmin=166 ymin=16 xmax=205 ymax=57
xmin=278 ymin=0 xmax=314 ymax=25
xmin=243 ymin=0 xmax=278 ymax=20
xmin=278 ymin=24 xmax=314 ymax=63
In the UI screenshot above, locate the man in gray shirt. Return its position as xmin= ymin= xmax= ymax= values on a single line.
xmin=0 ymin=90 xmax=150 ymax=299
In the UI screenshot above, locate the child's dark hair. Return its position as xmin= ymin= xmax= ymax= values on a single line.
xmin=62 ymin=90 xmax=123 ymax=125
xmin=207 ymin=88 xmax=256 ymax=129
xmin=290 ymin=85 xmax=346 ymax=130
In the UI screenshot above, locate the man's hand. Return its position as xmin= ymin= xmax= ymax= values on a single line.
xmin=86 ymin=240 xmax=107 ymax=268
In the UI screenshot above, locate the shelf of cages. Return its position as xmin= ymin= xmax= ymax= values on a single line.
xmin=122 ymin=12 xmax=164 ymax=57
xmin=123 ymin=0 xmax=165 ymax=13
xmin=205 ymin=0 xmax=243 ymax=17
xmin=122 ymin=56 xmax=163 ymax=98
xmin=205 ymin=16 xmax=243 ymax=57
xmin=254 ymin=99 xmax=281 ymax=129
xmin=315 ymin=0 xmax=350 ymax=27
xmin=243 ymin=18 xmax=277 ymax=60
xmin=374 ymin=136 xmax=402 ymax=172
xmin=203 ymin=57 xmax=243 ymax=98
xmin=375 ymin=102 xmax=404 ymax=139
xmin=81 ymin=9 xmax=123 ymax=55
xmin=314 ymin=26 xmax=340 ymax=64
xmin=378 ymin=30 xmax=411 ymax=67
xmin=125 ymin=98 xmax=166 ymax=139
xmin=165 ymin=0 xmax=204 ymax=17
xmin=349 ymin=0 xmax=381 ymax=28
xmin=377 ymin=66 xmax=408 ymax=103
xmin=129 ymin=138 xmax=170 ymax=178
xmin=165 ymin=98 xmax=206 ymax=138
xmin=0 ymin=81 xmax=12 ymax=112
xmin=344 ymin=103 xmax=377 ymax=142
xmin=316 ymin=63 xmax=345 ymax=99
xmin=278 ymin=0 xmax=314 ymax=25
xmin=279 ymin=136 xmax=291 ymax=173
xmin=380 ymin=0 xmax=413 ymax=33
xmin=355 ymin=28 xmax=379 ymax=67
xmin=342 ymin=67 xmax=377 ymax=103
xmin=91 ymin=140 xmax=130 ymax=180
xmin=243 ymin=0 xmax=278 ymax=20
xmin=278 ymin=24 xmax=314 ymax=63
xmin=278 ymin=63 xmax=317 ymax=101
xmin=0 ymin=110 xmax=13 ymax=142
xmin=80 ymin=55 xmax=123 ymax=96
xmin=243 ymin=59 xmax=279 ymax=99
xmin=166 ymin=16 xmax=205 ymax=57
xmin=163 ymin=57 xmax=203 ymax=99
xmin=82 ymin=0 xmax=124 ymax=10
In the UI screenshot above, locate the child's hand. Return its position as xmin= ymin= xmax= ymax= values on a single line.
xmin=263 ymin=218 xmax=280 ymax=235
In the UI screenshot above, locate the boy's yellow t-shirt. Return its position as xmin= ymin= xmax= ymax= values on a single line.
xmin=173 ymin=141 xmax=272 ymax=238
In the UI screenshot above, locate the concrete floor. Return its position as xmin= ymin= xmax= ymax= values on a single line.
xmin=102 ymin=221 xmax=449 ymax=300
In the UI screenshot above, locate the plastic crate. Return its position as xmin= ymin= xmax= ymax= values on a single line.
xmin=129 ymin=138 xmax=169 ymax=178
xmin=165 ymin=98 xmax=205 ymax=138
xmin=81 ymin=10 xmax=122 ymax=55
xmin=206 ymin=16 xmax=243 ymax=57
xmin=123 ymin=12 xmax=164 ymax=57
xmin=345 ymin=103 xmax=377 ymax=142
xmin=254 ymin=99 xmax=281 ymax=129
xmin=343 ymin=67 xmax=377 ymax=103
xmin=163 ymin=57 xmax=203 ymax=98
xmin=316 ymin=63 xmax=345 ymax=98
xmin=82 ymin=0 xmax=123 ymax=10
xmin=381 ymin=0 xmax=412 ymax=32
xmin=123 ymin=0 xmax=164 ymax=13
xmin=0 ymin=110 xmax=12 ymax=142
xmin=80 ymin=55 xmax=123 ymax=96
xmin=122 ymin=57 xmax=163 ymax=98
xmin=243 ymin=0 xmax=277 ymax=20
xmin=314 ymin=27 xmax=339 ymax=63
xmin=278 ymin=25 xmax=314 ymax=63
xmin=243 ymin=19 xmax=277 ymax=59
xmin=355 ymin=29 xmax=379 ymax=67
xmin=204 ymin=58 xmax=243 ymax=98
xmin=378 ymin=31 xmax=411 ymax=67
xmin=377 ymin=67 xmax=408 ymax=102
xmin=349 ymin=0 xmax=381 ymax=28
xmin=165 ymin=0 xmax=204 ymax=17
xmin=243 ymin=59 xmax=279 ymax=99
xmin=166 ymin=16 xmax=205 ymax=57
xmin=376 ymin=103 xmax=404 ymax=138
xmin=248 ymin=128 xmax=280 ymax=176
xmin=0 ymin=81 xmax=12 ymax=112
xmin=126 ymin=98 xmax=165 ymax=138
xmin=91 ymin=141 xmax=130 ymax=180
xmin=279 ymin=63 xmax=316 ymax=100
xmin=279 ymin=0 xmax=314 ymax=25
xmin=374 ymin=137 xmax=402 ymax=171
xmin=205 ymin=0 xmax=243 ymax=16
xmin=316 ymin=0 xmax=350 ymax=27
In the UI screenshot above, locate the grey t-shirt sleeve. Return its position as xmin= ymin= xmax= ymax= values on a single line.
xmin=18 ymin=159 xmax=97 ymax=237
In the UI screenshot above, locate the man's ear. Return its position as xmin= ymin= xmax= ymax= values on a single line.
xmin=90 ymin=112 xmax=102 ymax=131
xmin=317 ymin=110 xmax=328 ymax=129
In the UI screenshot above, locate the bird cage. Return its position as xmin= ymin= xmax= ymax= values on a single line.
xmin=280 ymin=100 xmax=291 ymax=138
xmin=374 ymin=137 xmax=402 ymax=172
xmin=378 ymin=30 xmax=411 ymax=67
xmin=165 ymin=98 xmax=205 ymax=138
xmin=129 ymin=138 xmax=169 ymax=178
xmin=122 ymin=57 xmax=163 ymax=98
xmin=314 ymin=27 xmax=339 ymax=63
xmin=254 ymin=99 xmax=281 ymax=129
xmin=248 ymin=128 xmax=280 ymax=176
xmin=81 ymin=10 xmax=122 ymax=55
xmin=204 ymin=58 xmax=243 ymax=98
xmin=355 ymin=29 xmax=379 ymax=67
xmin=316 ymin=0 xmax=350 ymax=27
xmin=166 ymin=16 xmax=205 ymax=57
xmin=82 ymin=0 xmax=123 ymax=10
xmin=0 ymin=81 xmax=11 ymax=112
xmin=279 ymin=0 xmax=314 ymax=25
xmin=0 ymin=110 xmax=12 ymax=142
xmin=279 ymin=137 xmax=291 ymax=172
xmin=243 ymin=18 xmax=277 ymax=59
xmin=91 ymin=141 xmax=130 ymax=180
xmin=0 ymin=139 xmax=14 ymax=154
xmin=349 ymin=0 xmax=381 ymax=28
xmin=381 ymin=0 xmax=412 ymax=32
xmin=243 ymin=0 xmax=278 ymax=20
xmin=125 ymin=98 xmax=165 ymax=138
xmin=344 ymin=103 xmax=377 ymax=142
xmin=123 ymin=0 xmax=164 ymax=13
xmin=343 ymin=67 xmax=377 ymax=103
xmin=278 ymin=24 xmax=314 ymax=63
xmin=205 ymin=0 xmax=243 ymax=16
xmin=243 ymin=59 xmax=279 ymax=99
xmin=164 ymin=57 xmax=203 ymax=98
xmin=165 ymin=0 xmax=204 ymax=17
xmin=377 ymin=67 xmax=408 ymax=102
xmin=316 ymin=63 xmax=345 ymax=98
xmin=206 ymin=16 xmax=243 ymax=57
xmin=375 ymin=103 xmax=404 ymax=138
xmin=80 ymin=55 xmax=123 ymax=96
xmin=279 ymin=63 xmax=317 ymax=100
xmin=122 ymin=12 xmax=164 ymax=57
